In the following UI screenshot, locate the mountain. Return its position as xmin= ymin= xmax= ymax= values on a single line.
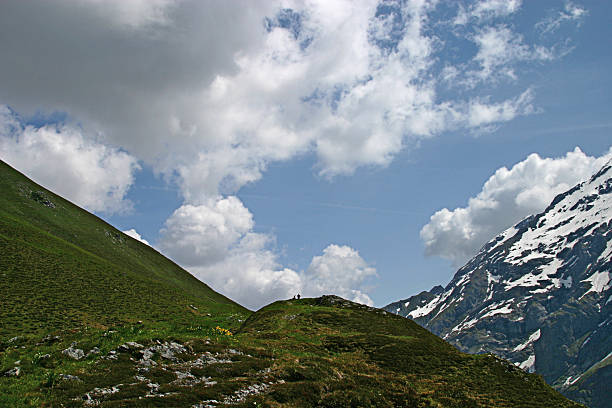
xmin=385 ymin=161 xmax=612 ymax=408
xmin=0 ymin=160 xmax=248 ymax=339
xmin=0 ymin=160 xmax=582 ymax=407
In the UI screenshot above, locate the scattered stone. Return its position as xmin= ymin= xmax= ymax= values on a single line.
xmin=4 ymin=367 xmax=20 ymax=377
xmin=192 ymin=351 xmax=231 ymax=367
xmin=172 ymin=370 xmax=217 ymax=387
xmin=62 ymin=346 xmax=85 ymax=360
xmin=136 ymin=348 xmax=156 ymax=367
xmin=59 ymin=374 xmax=81 ymax=381
xmin=222 ymin=382 xmax=270 ymax=404
xmin=193 ymin=400 xmax=219 ymax=408
xmin=8 ymin=336 xmax=22 ymax=344
xmin=118 ymin=342 xmax=144 ymax=352
xmin=189 ymin=304 xmax=198 ymax=310
xmin=102 ymin=350 xmax=118 ymax=360
xmin=30 ymin=191 xmax=55 ymax=208
xmin=87 ymin=347 xmax=101 ymax=357
xmin=38 ymin=335 xmax=61 ymax=345
xmin=146 ymin=382 xmax=160 ymax=394
xmin=159 ymin=341 xmax=187 ymax=361
xmin=83 ymin=386 xmax=120 ymax=405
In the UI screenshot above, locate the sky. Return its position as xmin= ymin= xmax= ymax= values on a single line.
xmin=0 ymin=0 xmax=611 ymax=310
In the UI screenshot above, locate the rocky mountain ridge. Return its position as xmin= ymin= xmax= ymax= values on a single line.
xmin=385 ymin=160 xmax=612 ymax=408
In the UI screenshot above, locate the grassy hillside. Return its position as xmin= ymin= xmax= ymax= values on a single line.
xmin=0 ymin=160 xmax=248 ymax=338
xmin=0 ymin=161 xmax=583 ymax=407
xmin=232 ymin=296 xmax=582 ymax=407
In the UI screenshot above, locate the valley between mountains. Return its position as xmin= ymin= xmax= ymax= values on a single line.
xmin=0 ymin=158 xmax=596 ymax=407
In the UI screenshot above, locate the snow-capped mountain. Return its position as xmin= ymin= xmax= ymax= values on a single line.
xmin=385 ymin=161 xmax=612 ymax=408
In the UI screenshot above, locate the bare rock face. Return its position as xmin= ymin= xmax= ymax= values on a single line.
xmin=385 ymin=161 xmax=612 ymax=408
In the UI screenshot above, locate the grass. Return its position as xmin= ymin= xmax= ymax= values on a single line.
xmin=0 ymin=161 xmax=585 ymax=407
xmin=0 ymin=161 xmax=248 ymax=340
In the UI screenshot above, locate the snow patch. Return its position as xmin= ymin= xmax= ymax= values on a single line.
xmin=408 ymin=295 xmax=441 ymax=319
xmin=505 ymin=171 xmax=612 ymax=278
xmin=450 ymin=316 xmax=480 ymax=334
xmin=564 ymin=375 xmax=582 ymax=386
xmin=598 ymin=239 xmax=612 ymax=263
xmin=582 ymin=271 xmax=611 ymax=295
xmin=513 ymin=329 xmax=541 ymax=352
xmin=518 ymin=354 xmax=536 ymax=373
xmin=408 ymin=288 xmax=454 ymax=319
xmin=489 ymin=227 xmax=518 ymax=251
xmin=480 ymin=304 xmax=513 ymax=319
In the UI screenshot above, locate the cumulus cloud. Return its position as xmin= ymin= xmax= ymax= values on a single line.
xmin=122 ymin=229 xmax=150 ymax=246
xmin=0 ymin=106 xmax=139 ymax=214
xmin=303 ymin=244 xmax=377 ymax=306
xmin=158 ymin=197 xmax=255 ymax=267
xmin=157 ymin=197 xmax=300 ymax=309
xmin=0 ymin=0 xmax=565 ymax=199
xmin=455 ymin=0 xmax=522 ymax=25
xmin=157 ymin=196 xmax=376 ymax=309
xmin=0 ymin=1 xmax=588 ymax=307
xmin=537 ymin=1 xmax=588 ymax=34
xmin=421 ymin=147 xmax=612 ymax=266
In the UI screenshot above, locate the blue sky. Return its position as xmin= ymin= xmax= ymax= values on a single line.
xmin=1 ymin=0 xmax=610 ymax=309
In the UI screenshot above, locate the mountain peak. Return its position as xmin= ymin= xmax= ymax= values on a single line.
xmin=386 ymin=161 xmax=612 ymax=408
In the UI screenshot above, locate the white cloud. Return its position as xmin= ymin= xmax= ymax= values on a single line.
xmin=468 ymin=25 xmax=555 ymax=84
xmin=187 ymin=232 xmax=303 ymax=311
xmin=157 ymin=196 xmax=376 ymax=309
xmin=303 ymin=244 xmax=377 ymax=306
xmin=157 ymin=197 xmax=300 ymax=309
xmin=420 ymin=147 xmax=612 ymax=266
xmin=455 ymin=0 xmax=522 ymax=25
xmin=158 ymin=197 xmax=254 ymax=267
xmin=0 ymin=0 xmax=562 ymax=200
xmin=537 ymin=1 xmax=588 ymax=34
xmin=122 ymin=228 xmax=150 ymax=246
xmin=466 ymin=88 xmax=535 ymax=129
xmin=0 ymin=106 xmax=140 ymax=214
xmin=0 ymin=1 xmax=588 ymax=308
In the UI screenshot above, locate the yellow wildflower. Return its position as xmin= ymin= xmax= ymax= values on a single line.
xmin=214 ymin=326 xmax=233 ymax=336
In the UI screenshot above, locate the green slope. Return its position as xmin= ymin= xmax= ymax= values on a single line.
xmin=0 ymin=161 xmax=583 ymax=407
xmin=231 ymin=296 xmax=582 ymax=407
xmin=0 ymin=160 xmax=248 ymax=338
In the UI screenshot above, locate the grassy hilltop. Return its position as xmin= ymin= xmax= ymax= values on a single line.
xmin=0 ymin=161 xmax=583 ymax=407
